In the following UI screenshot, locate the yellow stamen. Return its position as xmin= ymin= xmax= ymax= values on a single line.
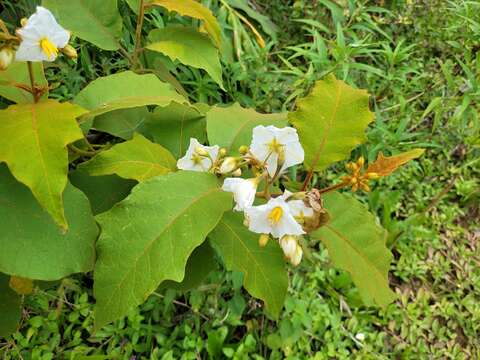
xmin=268 ymin=206 xmax=283 ymax=224
xmin=268 ymin=138 xmax=284 ymax=154
xmin=39 ymin=38 xmax=58 ymax=60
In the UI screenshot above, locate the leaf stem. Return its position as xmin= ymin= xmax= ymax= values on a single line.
xmin=301 ymin=168 xmax=315 ymax=191
xmin=132 ymin=0 xmax=146 ymax=69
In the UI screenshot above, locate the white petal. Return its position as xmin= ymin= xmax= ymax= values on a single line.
xmin=250 ymin=125 xmax=273 ymax=162
xmin=246 ymin=205 xmax=272 ymax=234
xmin=271 ymin=212 xmax=304 ymax=238
xmin=15 ymin=41 xmax=48 ymax=62
xmin=222 ymin=178 xmax=257 ymax=211
xmin=288 ymin=200 xmax=314 ymax=218
xmin=284 ymin=141 xmax=305 ymax=169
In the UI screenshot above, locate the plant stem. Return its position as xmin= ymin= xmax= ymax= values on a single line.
xmin=317 ymin=181 xmax=348 ymax=195
xmin=27 ymin=61 xmax=39 ymax=103
xmin=301 ymin=168 xmax=315 ymax=191
xmin=132 ymin=0 xmax=145 ymax=68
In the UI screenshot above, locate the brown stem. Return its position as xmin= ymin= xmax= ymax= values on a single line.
xmin=132 ymin=0 xmax=145 ymax=68
xmin=301 ymin=168 xmax=315 ymax=191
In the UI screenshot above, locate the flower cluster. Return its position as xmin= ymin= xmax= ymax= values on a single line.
xmin=177 ymin=125 xmax=321 ymax=266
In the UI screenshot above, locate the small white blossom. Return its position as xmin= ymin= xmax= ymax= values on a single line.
xmin=245 ymin=195 xmax=304 ymax=239
xmin=279 ymin=235 xmax=303 ymax=266
xmin=177 ymin=138 xmax=219 ymax=172
xmin=355 ymin=333 xmax=366 ymax=341
xmin=250 ymin=125 xmax=304 ymax=177
xmin=222 ymin=177 xmax=258 ymax=211
xmin=16 ymin=7 xmax=70 ymax=62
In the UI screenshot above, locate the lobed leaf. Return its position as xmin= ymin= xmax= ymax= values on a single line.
xmin=206 ymin=103 xmax=287 ymax=155
xmin=79 ymin=133 xmax=176 ymax=182
xmin=43 ymin=0 xmax=123 ymax=50
xmin=289 ymin=75 xmax=374 ymax=171
xmin=74 ymin=71 xmax=185 ymax=120
xmin=0 ymin=62 xmax=48 ymax=103
xmin=312 ymin=192 xmax=395 ymax=308
xmin=148 ymin=0 xmax=222 ymax=48
xmin=367 ymin=149 xmax=425 ymax=177
xmin=94 ymin=171 xmax=232 ymax=329
xmin=0 ymin=99 xmax=87 ymax=229
xmin=0 ymin=165 xmax=98 ymax=280
xmin=0 ymin=274 xmax=21 ymax=339
xmin=147 ymin=26 xmax=223 ymax=88
xmin=209 ymin=211 xmax=288 ymax=317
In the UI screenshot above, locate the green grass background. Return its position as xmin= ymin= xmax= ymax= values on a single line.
xmin=0 ymin=0 xmax=479 ymax=358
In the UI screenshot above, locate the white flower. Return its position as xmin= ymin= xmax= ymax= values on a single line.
xmin=15 ymin=7 xmax=70 ymax=62
xmin=282 ymin=191 xmax=314 ymax=224
xmin=279 ymin=235 xmax=303 ymax=266
xmin=245 ymin=195 xmax=304 ymax=238
xmin=222 ymin=177 xmax=259 ymax=211
xmin=250 ymin=125 xmax=304 ymax=177
xmin=177 ymin=138 xmax=219 ymax=172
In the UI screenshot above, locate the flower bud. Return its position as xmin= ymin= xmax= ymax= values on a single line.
xmin=291 ymin=245 xmax=303 ymax=266
xmin=258 ymin=234 xmax=269 ymax=247
xmin=279 ymin=235 xmax=298 ymax=260
xmin=357 ymin=156 xmax=365 ymax=168
xmin=239 ymin=145 xmax=249 ymax=155
xmin=0 ymin=47 xmax=14 ymax=71
xmin=195 ymin=146 xmax=209 ymax=157
xmin=61 ymin=44 xmax=77 ymax=60
xmin=219 ymin=148 xmax=227 ymax=157
xmin=232 ymin=168 xmax=242 ymax=177
xmin=366 ymin=172 xmax=380 ymax=179
xmin=219 ymin=157 xmax=237 ymax=174
xmin=20 ymin=18 xmax=28 ymax=27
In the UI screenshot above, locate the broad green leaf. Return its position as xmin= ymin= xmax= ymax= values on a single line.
xmin=69 ymin=170 xmax=137 ymax=215
xmin=94 ymin=171 xmax=232 ymax=329
xmin=0 ymin=274 xmax=21 ymax=339
xmin=160 ymin=241 xmax=216 ymax=291
xmin=79 ymin=133 xmax=176 ymax=181
xmin=206 ymin=103 xmax=287 ymax=155
xmin=312 ymin=192 xmax=395 ymax=308
xmin=367 ymin=149 xmax=425 ymax=177
xmin=289 ymin=75 xmax=374 ymax=171
xmin=209 ymin=211 xmax=288 ymax=317
xmin=43 ymin=0 xmax=123 ymax=50
xmin=74 ymin=71 xmax=185 ymax=120
xmin=93 ymin=106 xmax=149 ymax=140
xmin=227 ymin=0 xmax=278 ymax=40
xmin=0 ymin=61 xmax=48 ymax=103
xmin=0 ymin=100 xmax=87 ymax=229
xmin=0 ymin=165 xmax=98 ymax=280
xmin=147 ymin=26 xmax=223 ymax=88
xmin=149 ymin=0 xmax=222 ymax=48
xmin=141 ymin=102 xmax=206 ymax=158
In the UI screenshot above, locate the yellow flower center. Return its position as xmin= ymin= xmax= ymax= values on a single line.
xmin=39 ymin=38 xmax=58 ymax=60
xmin=268 ymin=138 xmax=284 ymax=154
xmin=268 ymin=206 xmax=283 ymax=224
xmin=191 ymin=153 xmax=203 ymax=165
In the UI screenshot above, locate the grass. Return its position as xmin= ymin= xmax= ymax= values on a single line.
xmin=1 ymin=0 xmax=479 ymax=358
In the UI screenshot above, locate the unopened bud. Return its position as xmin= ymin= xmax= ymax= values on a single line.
xmin=0 ymin=47 xmax=14 ymax=71
xmin=219 ymin=148 xmax=227 ymax=157
xmin=195 ymin=146 xmax=209 ymax=157
xmin=357 ymin=156 xmax=365 ymax=167
xmin=259 ymin=234 xmax=269 ymax=247
xmin=291 ymin=245 xmax=303 ymax=266
xmin=366 ymin=172 xmax=380 ymax=179
xmin=61 ymin=44 xmax=77 ymax=60
xmin=279 ymin=235 xmax=298 ymax=259
xmin=219 ymin=157 xmax=237 ymax=174
xmin=20 ymin=18 xmax=28 ymax=27
xmin=360 ymin=183 xmax=371 ymax=192
xmin=239 ymin=145 xmax=249 ymax=155
xmin=232 ymin=168 xmax=242 ymax=177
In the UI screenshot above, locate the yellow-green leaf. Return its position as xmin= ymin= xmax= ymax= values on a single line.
xmin=148 ymin=0 xmax=221 ymax=47
xmin=9 ymin=276 xmax=34 ymax=295
xmin=367 ymin=149 xmax=425 ymax=177
xmin=43 ymin=0 xmax=123 ymax=50
xmin=0 ymin=100 xmax=87 ymax=229
xmin=312 ymin=192 xmax=395 ymax=308
xmin=289 ymin=75 xmax=374 ymax=171
xmin=79 ymin=133 xmax=176 ymax=181
xmin=147 ymin=26 xmax=223 ymax=88
xmin=74 ymin=71 xmax=185 ymax=120
xmin=0 ymin=61 xmax=48 ymax=103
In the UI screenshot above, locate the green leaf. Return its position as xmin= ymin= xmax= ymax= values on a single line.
xmin=0 ymin=61 xmax=48 ymax=103
xmin=94 ymin=171 xmax=232 ymax=329
xmin=43 ymin=0 xmax=123 ymax=50
xmin=74 ymin=71 xmax=185 ymax=120
xmin=227 ymin=0 xmax=278 ymax=40
xmin=69 ymin=170 xmax=136 ymax=215
xmin=312 ymin=192 xmax=395 ymax=308
xmin=0 ymin=165 xmax=98 ymax=281
xmin=160 ymin=241 xmax=216 ymax=292
xmin=209 ymin=211 xmax=288 ymax=317
xmin=93 ymin=106 xmax=149 ymax=140
xmin=141 ymin=102 xmax=206 ymax=158
xmin=0 ymin=99 xmax=87 ymax=229
xmin=206 ymin=103 xmax=287 ymax=155
xmin=149 ymin=0 xmax=222 ymax=48
xmin=289 ymin=75 xmax=374 ymax=171
xmin=147 ymin=26 xmax=223 ymax=88
xmin=0 ymin=274 xmax=21 ymax=339
xmin=79 ymin=133 xmax=176 ymax=181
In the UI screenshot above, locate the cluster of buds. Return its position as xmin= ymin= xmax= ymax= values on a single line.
xmin=342 ymin=156 xmax=379 ymax=192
